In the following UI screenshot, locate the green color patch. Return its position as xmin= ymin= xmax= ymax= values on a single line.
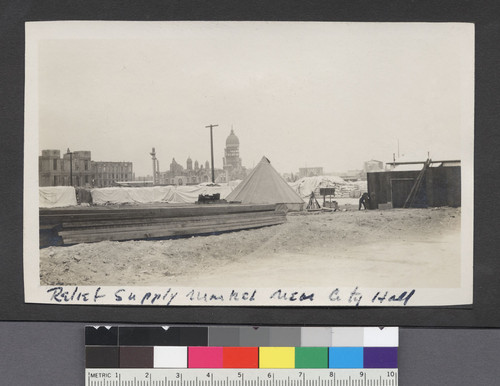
xmin=294 ymin=347 xmax=329 ymax=368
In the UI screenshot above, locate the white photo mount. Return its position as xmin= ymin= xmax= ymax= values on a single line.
xmin=24 ymin=21 xmax=474 ymax=307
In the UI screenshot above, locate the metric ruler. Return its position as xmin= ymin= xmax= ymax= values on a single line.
xmin=85 ymin=369 xmax=398 ymax=386
xmin=85 ymin=326 xmax=398 ymax=386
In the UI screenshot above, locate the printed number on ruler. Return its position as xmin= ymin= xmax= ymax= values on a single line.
xmin=86 ymin=369 xmax=398 ymax=386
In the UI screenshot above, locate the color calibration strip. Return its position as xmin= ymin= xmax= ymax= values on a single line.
xmin=86 ymin=326 xmax=398 ymax=369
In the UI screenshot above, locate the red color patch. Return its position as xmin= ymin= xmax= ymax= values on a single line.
xmin=223 ymin=347 xmax=259 ymax=368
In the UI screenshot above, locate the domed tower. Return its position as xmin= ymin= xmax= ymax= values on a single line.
xmin=223 ymin=129 xmax=242 ymax=172
xmin=186 ymin=156 xmax=193 ymax=171
xmin=194 ymin=160 xmax=199 ymax=171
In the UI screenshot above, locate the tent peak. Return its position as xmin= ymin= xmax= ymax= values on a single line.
xmin=260 ymin=156 xmax=271 ymax=164
xmin=225 ymin=155 xmax=304 ymax=209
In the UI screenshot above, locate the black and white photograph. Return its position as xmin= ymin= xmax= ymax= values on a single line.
xmin=24 ymin=21 xmax=474 ymax=306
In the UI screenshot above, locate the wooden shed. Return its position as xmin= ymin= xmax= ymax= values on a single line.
xmin=367 ymin=161 xmax=461 ymax=208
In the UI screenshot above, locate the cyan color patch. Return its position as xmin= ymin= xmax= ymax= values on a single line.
xmin=329 ymin=347 xmax=363 ymax=368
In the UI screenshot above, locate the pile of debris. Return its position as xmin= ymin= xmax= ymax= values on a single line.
xmin=290 ymin=176 xmax=367 ymax=199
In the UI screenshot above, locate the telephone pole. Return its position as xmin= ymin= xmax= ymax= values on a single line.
xmin=205 ymin=124 xmax=218 ymax=183
xmin=67 ymin=148 xmax=73 ymax=186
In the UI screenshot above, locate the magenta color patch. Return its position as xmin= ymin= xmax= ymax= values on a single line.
xmin=188 ymin=347 xmax=223 ymax=368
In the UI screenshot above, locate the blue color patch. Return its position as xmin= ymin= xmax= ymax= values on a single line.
xmin=329 ymin=347 xmax=363 ymax=368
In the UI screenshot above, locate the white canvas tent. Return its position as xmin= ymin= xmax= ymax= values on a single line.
xmin=90 ymin=185 xmax=233 ymax=205
xmin=39 ymin=186 xmax=77 ymax=208
xmin=225 ymin=156 xmax=305 ymax=211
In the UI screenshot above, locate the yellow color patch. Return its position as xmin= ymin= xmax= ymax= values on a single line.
xmin=259 ymin=347 xmax=295 ymax=368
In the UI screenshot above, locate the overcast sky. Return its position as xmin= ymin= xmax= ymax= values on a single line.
xmin=35 ymin=22 xmax=473 ymax=177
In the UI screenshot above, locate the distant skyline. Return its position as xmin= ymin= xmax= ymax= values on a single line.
xmin=36 ymin=22 xmax=473 ymax=177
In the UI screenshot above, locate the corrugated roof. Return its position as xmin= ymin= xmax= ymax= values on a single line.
xmin=391 ymin=164 xmax=426 ymax=172
xmin=390 ymin=160 xmax=461 ymax=171
xmin=441 ymin=161 xmax=461 ymax=167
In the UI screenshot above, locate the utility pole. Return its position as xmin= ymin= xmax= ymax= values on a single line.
xmin=67 ymin=148 xmax=73 ymax=186
xmin=205 ymin=124 xmax=218 ymax=184
xmin=150 ymin=147 xmax=157 ymax=185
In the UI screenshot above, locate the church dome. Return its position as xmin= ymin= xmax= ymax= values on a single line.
xmin=226 ymin=129 xmax=239 ymax=147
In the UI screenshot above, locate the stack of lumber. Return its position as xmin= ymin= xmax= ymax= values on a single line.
xmin=39 ymin=204 xmax=286 ymax=247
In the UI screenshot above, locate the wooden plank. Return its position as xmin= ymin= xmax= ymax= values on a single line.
xmin=60 ymin=217 xmax=285 ymax=244
xmin=60 ymin=210 xmax=282 ymax=229
xmin=40 ymin=206 xmax=278 ymax=227
xmin=62 ymin=219 xmax=285 ymax=244
xmin=59 ymin=214 xmax=285 ymax=237
xmin=40 ymin=203 xmax=276 ymax=220
xmin=59 ymin=215 xmax=285 ymax=235
xmin=41 ymin=203 xmax=289 ymax=246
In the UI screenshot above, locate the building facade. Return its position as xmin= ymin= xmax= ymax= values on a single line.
xmin=154 ymin=129 xmax=247 ymax=185
xmin=39 ymin=149 xmax=66 ymax=187
xmin=93 ymin=161 xmax=134 ymax=187
xmin=223 ymin=129 xmax=242 ymax=170
xmin=39 ymin=149 xmax=93 ymax=187
xmin=222 ymin=129 xmax=246 ymax=180
xmin=158 ymin=157 xmax=221 ymax=185
xmin=364 ymin=159 xmax=384 ymax=173
xmin=339 ymin=169 xmax=365 ymax=181
xmin=39 ymin=149 xmax=134 ymax=188
xmin=367 ymin=161 xmax=461 ymax=208
xmin=298 ymin=167 xmax=324 ymax=178
xmin=222 ymin=129 xmax=247 ymax=182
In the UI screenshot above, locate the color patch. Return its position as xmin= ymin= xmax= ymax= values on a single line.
xmin=295 ymin=347 xmax=328 ymax=368
xmin=269 ymin=327 xmax=301 ymax=347
xmin=86 ymin=347 xmax=119 ymax=368
xmin=153 ymin=346 xmax=188 ymax=368
xmin=188 ymin=347 xmax=223 ymax=368
xmin=180 ymin=327 xmax=208 ymax=346
xmin=209 ymin=327 xmax=240 ymax=346
xmin=119 ymin=327 xmax=180 ymax=346
xmin=85 ymin=326 xmax=118 ymax=346
xmin=331 ymin=327 xmax=364 ymax=347
xmin=84 ymin=326 xmax=396 ymax=370
xmin=239 ymin=327 xmax=271 ymax=347
xmin=120 ymin=346 xmax=154 ymax=368
xmin=329 ymin=347 xmax=363 ymax=368
xmin=364 ymin=347 xmax=398 ymax=368
xmin=223 ymin=347 xmax=259 ymax=368
xmin=259 ymin=347 xmax=295 ymax=368
xmin=300 ymin=327 xmax=332 ymax=347
xmin=363 ymin=327 xmax=398 ymax=347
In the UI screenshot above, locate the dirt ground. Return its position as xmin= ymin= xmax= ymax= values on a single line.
xmin=40 ymin=201 xmax=462 ymax=288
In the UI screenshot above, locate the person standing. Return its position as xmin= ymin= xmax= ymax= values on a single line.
xmin=359 ymin=192 xmax=370 ymax=210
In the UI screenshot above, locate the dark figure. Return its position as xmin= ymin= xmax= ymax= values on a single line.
xmin=359 ymin=192 xmax=370 ymax=210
